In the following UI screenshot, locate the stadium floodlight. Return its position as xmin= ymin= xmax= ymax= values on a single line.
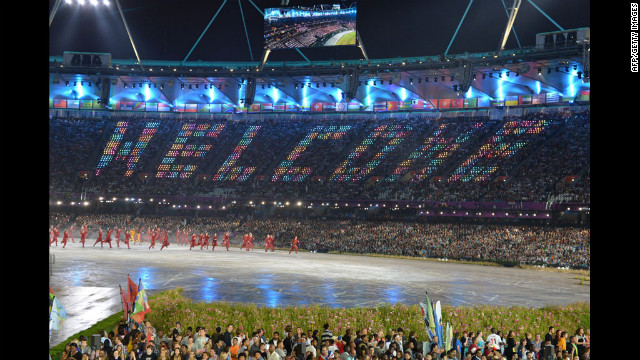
xmin=78 ymin=0 xmax=85 ymax=4
xmin=65 ymin=0 xmax=72 ymax=4
xmin=90 ymin=0 xmax=98 ymax=5
xmin=103 ymin=0 xmax=109 ymax=5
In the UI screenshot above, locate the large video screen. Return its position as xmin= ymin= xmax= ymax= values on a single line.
xmin=264 ymin=5 xmax=357 ymax=50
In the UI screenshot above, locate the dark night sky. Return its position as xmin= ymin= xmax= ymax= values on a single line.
xmin=49 ymin=0 xmax=590 ymax=62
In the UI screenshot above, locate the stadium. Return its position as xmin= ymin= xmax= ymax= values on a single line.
xmin=49 ymin=1 xmax=590 ymax=360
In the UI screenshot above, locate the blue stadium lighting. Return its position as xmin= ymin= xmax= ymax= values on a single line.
xmin=399 ymin=87 xmax=408 ymax=101
xmin=209 ymin=86 xmax=216 ymax=103
xmin=143 ymin=85 xmax=152 ymax=101
xmin=272 ymin=86 xmax=279 ymax=104
xmin=465 ymin=86 xmax=473 ymax=99
xmin=536 ymin=81 xmax=541 ymax=94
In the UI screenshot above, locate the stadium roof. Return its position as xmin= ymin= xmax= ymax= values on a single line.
xmin=49 ymin=0 xmax=590 ymax=63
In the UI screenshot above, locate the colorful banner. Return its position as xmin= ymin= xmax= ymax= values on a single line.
xmin=146 ymin=102 xmax=158 ymax=112
xmin=66 ymin=99 xmax=80 ymax=109
xmin=490 ymin=99 xmax=504 ymax=107
xmin=412 ymin=100 xmax=425 ymax=110
xmin=451 ymin=99 xmax=464 ymax=108
xmin=532 ymin=94 xmax=545 ymax=105
xmin=133 ymin=102 xmax=146 ymax=111
xmin=477 ymin=98 xmax=491 ymax=107
xmin=398 ymin=101 xmax=412 ymax=111
xmin=545 ymin=92 xmax=559 ymax=103
xmin=464 ymin=98 xmax=477 ymax=108
xmin=519 ymin=95 xmax=532 ymax=105
xmin=361 ymin=104 xmax=372 ymax=111
xmin=286 ymin=104 xmax=297 ymax=111
xmin=120 ymin=101 xmax=134 ymax=111
xmin=93 ymin=100 xmax=106 ymax=109
xmin=80 ymin=100 xmax=93 ymax=110
xmin=235 ymin=106 xmax=248 ymax=114
xmin=386 ymin=101 xmax=399 ymax=111
xmin=249 ymin=104 xmax=261 ymax=113
xmin=505 ymin=96 xmax=518 ymax=107
xmin=438 ymin=99 xmax=450 ymax=109
xmin=576 ymin=90 xmax=590 ymax=101
xmin=374 ymin=102 xmax=387 ymax=112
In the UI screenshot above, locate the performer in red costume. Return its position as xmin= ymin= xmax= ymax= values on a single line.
xmin=149 ymin=230 xmax=157 ymax=249
xmin=61 ymin=229 xmax=69 ymax=248
xmin=248 ymin=233 xmax=254 ymax=251
xmin=197 ymin=233 xmax=203 ymax=247
xmin=189 ymin=233 xmax=197 ymax=250
xmin=115 ymin=227 xmax=122 ymax=248
xmin=289 ymin=236 xmax=299 ymax=254
xmin=103 ymin=228 xmax=113 ymax=248
xmin=69 ymin=223 xmax=75 ymax=243
xmin=240 ymin=234 xmax=248 ymax=251
xmin=223 ymin=232 xmax=230 ymax=251
xmin=80 ymin=225 xmax=87 ymax=248
xmin=123 ymin=227 xmax=131 ymax=249
xmin=160 ymin=230 xmax=170 ymax=251
xmin=175 ymin=229 xmax=181 ymax=246
xmin=93 ymin=227 xmax=103 ymax=247
xmin=51 ymin=225 xmax=61 ymax=246
xmin=201 ymin=232 xmax=210 ymax=250
xmin=264 ymin=234 xmax=272 ymax=252
xmin=211 ymin=232 xmax=218 ymax=251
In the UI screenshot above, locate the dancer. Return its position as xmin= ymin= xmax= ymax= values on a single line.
xmin=289 ymin=236 xmax=299 ymax=254
xmin=201 ymin=232 xmax=210 ymax=250
xmin=51 ymin=225 xmax=60 ymax=246
xmin=189 ymin=233 xmax=197 ymax=250
xmin=104 ymin=228 xmax=113 ymax=248
xmin=248 ymin=232 xmax=254 ymax=251
xmin=69 ymin=223 xmax=75 ymax=243
xmin=240 ymin=234 xmax=248 ymax=251
xmin=80 ymin=225 xmax=87 ymax=248
xmin=61 ymin=228 xmax=69 ymax=248
xmin=264 ymin=234 xmax=271 ymax=252
xmin=160 ymin=229 xmax=170 ymax=251
xmin=197 ymin=233 xmax=204 ymax=248
xmin=115 ymin=227 xmax=122 ymax=248
xmin=211 ymin=232 xmax=218 ymax=251
xmin=223 ymin=232 xmax=230 ymax=251
xmin=175 ymin=228 xmax=181 ymax=246
xmin=123 ymin=227 xmax=131 ymax=249
xmin=265 ymin=234 xmax=275 ymax=252
xmin=93 ymin=227 xmax=103 ymax=247
xmin=149 ymin=228 xmax=157 ymax=249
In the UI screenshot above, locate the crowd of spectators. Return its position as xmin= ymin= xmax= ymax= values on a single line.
xmin=49 ymin=110 xmax=590 ymax=204
xmin=51 ymin=212 xmax=589 ymax=269
xmin=58 ymin=318 xmax=590 ymax=360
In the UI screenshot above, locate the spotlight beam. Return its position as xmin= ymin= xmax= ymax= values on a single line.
xmin=49 ymin=0 xmax=64 ymax=27
xmin=115 ymin=0 xmax=145 ymax=73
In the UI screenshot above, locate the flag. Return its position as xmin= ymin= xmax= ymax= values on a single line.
xmin=505 ymin=95 xmax=518 ymax=106
xmin=285 ymin=104 xmax=297 ymax=111
xmin=222 ymin=104 xmax=235 ymax=113
xmin=411 ymin=100 xmax=425 ymax=110
xmin=519 ymin=95 xmax=532 ymax=105
xmin=130 ymin=281 xmax=150 ymax=323
xmin=348 ymin=102 xmax=361 ymax=111
xmin=336 ymin=102 xmax=347 ymax=112
xmin=464 ymin=98 xmax=478 ymax=108
xmin=323 ymin=103 xmax=336 ymax=111
xmin=451 ymin=99 xmax=464 ymax=108
xmin=545 ymin=92 xmax=559 ymax=103
xmin=444 ymin=322 xmax=452 ymax=352
xmin=434 ymin=301 xmax=443 ymax=348
xmin=250 ymin=104 xmax=261 ymax=113
xmin=374 ymin=102 xmax=386 ymax=112
xmin=311 ymin=103 xmax=323 ymax=112
xmin=209 ymin=104 xmax=222 ymax=113
xmin=120 ymin=285 xmax=129 ymax=315
xmin=274 ymin=103 xmax=285 ymax=111
xmin=127 ymin=275 xmax=138 ymax=304
xmin=424 ymin=292 xmax=436 ymax=340
xmin=49 ymin=289 xmax=67 ymax=332
xmin=262 ymin=103 xmax=273 ymax=111
xmin=386 ymin=101 xmax=399 ymax=111
xmin=419 ymin=302 xmax=435 ymax=341
xmin=398 ymin=101 xmax=412 ymax=111
xmin=438 ymin=99 xmax=450 ymax=109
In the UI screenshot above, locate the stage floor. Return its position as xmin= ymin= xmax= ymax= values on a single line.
xmin=48 ymin=241 xmax=590 ymax=347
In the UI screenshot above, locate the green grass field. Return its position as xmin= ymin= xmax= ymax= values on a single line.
xmin=336 ymin=31 xmax=357 ymax=46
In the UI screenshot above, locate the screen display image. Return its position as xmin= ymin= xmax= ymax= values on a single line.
xmin=264 ymin=6 xmax=357 ymax=50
